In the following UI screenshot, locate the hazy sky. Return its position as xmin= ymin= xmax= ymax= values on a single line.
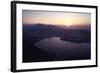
xmin=22 ymin=10 xmax=91 ymax=27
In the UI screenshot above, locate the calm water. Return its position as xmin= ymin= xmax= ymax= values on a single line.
xmin=35 ymin=37 xmax=90 ymax=57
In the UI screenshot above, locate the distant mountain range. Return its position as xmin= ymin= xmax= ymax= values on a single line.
xmin=23 ymin=23 xmax=90 ymax=43
xmin=23 ymin=23 xmax=91 ymax=62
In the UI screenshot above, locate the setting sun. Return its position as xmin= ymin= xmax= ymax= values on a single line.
xmin=22 ymin=10 xmax=91 ymax=27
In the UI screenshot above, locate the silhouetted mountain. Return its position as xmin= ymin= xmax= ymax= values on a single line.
xmin=23 ymin=23 xmax=91 ymax=62
xmin=23 ymin=23 xmax=90 ymax=43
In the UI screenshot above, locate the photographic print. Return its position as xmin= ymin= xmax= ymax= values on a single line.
xmin=11 ymin=1 xmax=97 ymax=72
xmin=23 ymin=10 xmax=91 ymax=62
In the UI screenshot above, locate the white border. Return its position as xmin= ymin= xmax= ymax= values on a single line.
xmin=16 ymin=4 xmax=96 ymax=70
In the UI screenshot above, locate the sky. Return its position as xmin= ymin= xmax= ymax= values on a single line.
xmin=22 ymin=10 xmax=91 ymax=27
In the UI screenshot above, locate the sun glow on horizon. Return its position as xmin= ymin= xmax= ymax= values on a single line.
xmin=22 ymin=10 xmax=91 ymax=27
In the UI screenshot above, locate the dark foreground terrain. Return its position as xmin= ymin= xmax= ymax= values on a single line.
xmin=23 ymin=23 xmax=91 ymax=63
